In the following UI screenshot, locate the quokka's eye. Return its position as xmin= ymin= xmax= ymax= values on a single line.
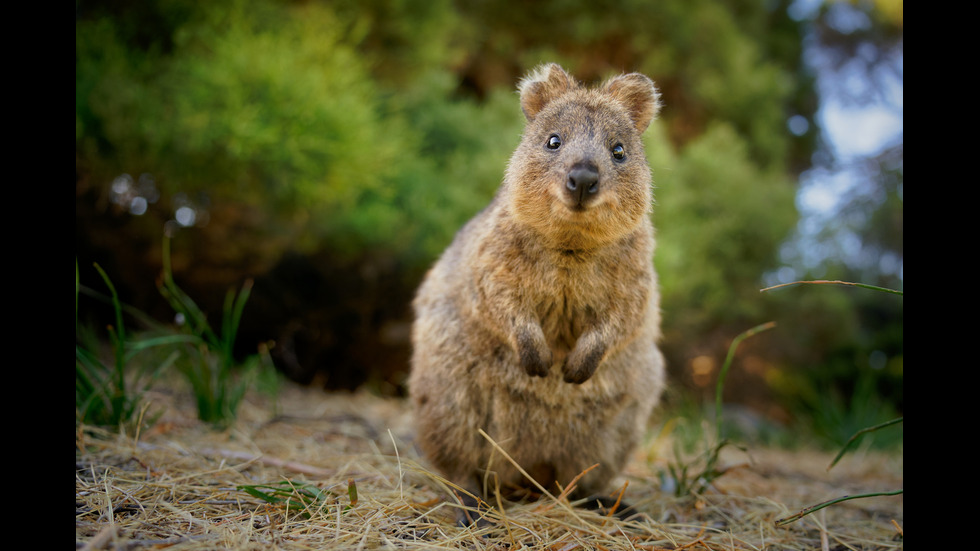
xmin=546 ymin=135 xmax=562 ymax=150
xmin=611 ymin=144 xmax=626 ymax=161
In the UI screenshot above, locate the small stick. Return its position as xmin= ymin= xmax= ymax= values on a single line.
xmin=606 ymin=480 xmax=628 ymax=517
xmin=555 ymin=463 xmax=600 ymax=502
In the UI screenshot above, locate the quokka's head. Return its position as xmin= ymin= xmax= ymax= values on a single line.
xmin=504 ymin=63 xmax=661 ymax=250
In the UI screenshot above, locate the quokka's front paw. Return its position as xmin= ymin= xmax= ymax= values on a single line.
xmin=516 ymin=325 xmax=552 ymax=377
xmin=563 ymin=338 xmax=606 ymax=384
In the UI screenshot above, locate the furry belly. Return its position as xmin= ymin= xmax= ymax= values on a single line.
xmin=473 ymin=381 xmax=640 ymax=497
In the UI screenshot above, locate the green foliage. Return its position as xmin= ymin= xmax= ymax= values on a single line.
xmin=714 ymin=322 xmax=777 ymax=440
xmin=75 ymin=0 xmax=809 ymax=272
xmin=662 ymin=323 xmax=772 ymax=497
xmin=770 ymin=359 xmax=902 ymax=450
xmin=158 ymin=237 xmax=266 ymax=426
xmin=238 ymin=479 xmax=357 ymax=518
xmin=638 ymin=0 xmax=801 ymax=168
xmin=75 ymin=0 xmax=519 ymax=266
xmin=655 ymin=123 xmax=797 ymax=332
xmin=827 ymin=416 xmax=902 ymax=471
xmin=76 ymin=236 xmax=274 ymax=429
xmin=769 ymin=278 xmax=905 ymax=527
xmin=76 ymin=260 xmax=137 ymax=427
xmin=78 ymin=2 xmax=396 ymax=246
xmin=661 ymin=281 xmax=901 ymax=522
xmin=763 ymin=281 xmax=903 ymax=450
xmin=766 ymin=281 xmax=904 ymax=526
xmin=76 ymin=261 xmax=174 ymax=428
xmin=74 ymin=0 xmax=810 ymax=335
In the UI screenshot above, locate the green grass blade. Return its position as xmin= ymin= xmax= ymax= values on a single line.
xmin=239 ymin=484 xmax=290 ymax=504
xmin=347 ymin=478 xmax=358 ymax=507
xmin=126 ymin=334 xmax=202 ymax=353
xmin=159 ymin=236 xmax=219 ymax=346
xmin=715 ymin=321 xmax=776 ymax=441
xmin=238 ymin=481 xmax=334 ymax=517
xmin=92 ymin=263 xmax=126 ymax=378
xmin=760 ymin=280 xmax=903 ymax=296
xmin=76 ymin=346 xmax=110 ymax=420
xmin=827 ymin=417 xmax=903 ymax=471
xmin=775 ymin=489 xmax=904 ymax=526
xmin=220 ymin=279 xmax=254 ymax=364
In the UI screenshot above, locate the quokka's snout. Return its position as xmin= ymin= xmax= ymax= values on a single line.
xmin=565 ymin=161 xmax=600 ymax=207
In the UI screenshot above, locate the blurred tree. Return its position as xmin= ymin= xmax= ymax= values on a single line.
xmin=76 ymin=0 xmax=523 ymax=389
xmin=762 ymin=0 xmax=902 ymax=445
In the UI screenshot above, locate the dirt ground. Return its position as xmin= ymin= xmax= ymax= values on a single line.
xmin=76 ymin=382 xmax=903 ymax=550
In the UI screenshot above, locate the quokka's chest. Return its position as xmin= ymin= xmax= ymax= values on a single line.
xmin=522 ymin=267 xmax=612 ymax=343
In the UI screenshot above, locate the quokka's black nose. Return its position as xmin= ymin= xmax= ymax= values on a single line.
xmin=566 ymin=164 xmax=599 ymax=204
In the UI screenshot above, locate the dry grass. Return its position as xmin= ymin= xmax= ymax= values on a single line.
xmin=76 ymin=381 xmax=903 ymax=550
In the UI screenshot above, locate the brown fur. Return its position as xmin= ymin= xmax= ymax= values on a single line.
xmin=409 ymin=64 xmax=666 ymax=523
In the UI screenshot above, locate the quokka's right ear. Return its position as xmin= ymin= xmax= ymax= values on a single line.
xmin=518 ymin=63 xmax=578 ymax=122
xmin=603 ymin=72 xmax=661 ymax=133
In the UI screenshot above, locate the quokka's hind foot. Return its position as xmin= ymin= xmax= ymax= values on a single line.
xmin=454 ymin=492 xmax=495 ymax=528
